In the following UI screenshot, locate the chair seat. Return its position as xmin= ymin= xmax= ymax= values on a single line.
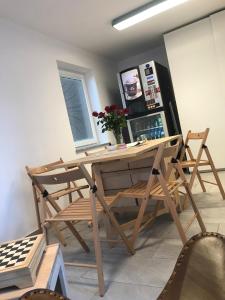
xmin=158 ymin=233 xmax=225 ymax=300
xmin=47 ymin=196 xmax=115 ymax=222
xmin=119 ymin=180 xmax=180 ymax=199
xmin=180 ymin=159 xmax=209 ymax=168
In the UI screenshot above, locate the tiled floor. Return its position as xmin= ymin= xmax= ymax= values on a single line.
xmin=50 ymin=171 xmax=225 ymax=300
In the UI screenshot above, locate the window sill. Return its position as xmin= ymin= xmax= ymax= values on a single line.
xmin=75 ymin=142 xmax=108 ymax=154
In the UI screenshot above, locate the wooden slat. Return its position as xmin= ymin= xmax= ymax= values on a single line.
xmin=50 ymin=185 xmax=88 ymax=198
xmin=201 ymin=180 xmax=218 ymax=186
xmin=33 ymin=168 xmax=84 ymax=185
xmin=47 ymin=217 xmax=92 ymax=221
xmin=180 ymin=160 xmax=209 ymax=168
xmin=26 ymin=159 xmax=63 ymax=175
xmin=65 ymin=262 xmax=97 ymax=269
xmin=187 ymin=130 xmax=209 ymax=139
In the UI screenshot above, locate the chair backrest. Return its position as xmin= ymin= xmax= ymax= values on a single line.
xmin=162 ymin=136 xmax=182 ymax=160
xmin=26 ymin=159 xmax=65 ymax=230
xmin=33 ymin=167 xmax=85 ymax=186
xmin=145 ymin=136 xmax=181 ymax=196
xmin=180 ymin=128 xmax=209 ymax=162
xmin=31 ymin=166 xmax=88 ymax=213
xmin=26 ymin=158 xmax=64 ymax=176
xmin=161 ymin=136 xmax=182 ymax=180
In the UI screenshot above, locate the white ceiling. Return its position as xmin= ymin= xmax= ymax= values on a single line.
xmin=0 ymin=0 xmax=224 ymax=61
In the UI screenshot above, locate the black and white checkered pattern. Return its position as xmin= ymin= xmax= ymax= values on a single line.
xmin=0 ymin=236 xmax=37 ymax=270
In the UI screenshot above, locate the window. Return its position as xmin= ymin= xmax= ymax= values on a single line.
xmin=59 ymin=71 xmax=97 ymax=148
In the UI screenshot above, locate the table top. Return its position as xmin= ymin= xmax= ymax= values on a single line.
xmin=59 ymin=135 xmax=180 ymax=167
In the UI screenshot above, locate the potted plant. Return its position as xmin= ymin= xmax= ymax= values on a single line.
xmin=92 ymin=105 xmax=128 ymax=145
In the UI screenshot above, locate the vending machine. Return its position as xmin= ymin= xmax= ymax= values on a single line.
xmin=117 ymin=61 xmax=181 ymax=142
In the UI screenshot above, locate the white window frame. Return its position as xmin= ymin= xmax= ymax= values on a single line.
xmin=60 ymin=70 xmax=98 ymax=148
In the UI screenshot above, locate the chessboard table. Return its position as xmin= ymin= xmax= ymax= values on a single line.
xmin=0 ymin=244 xmax=68 ymax=300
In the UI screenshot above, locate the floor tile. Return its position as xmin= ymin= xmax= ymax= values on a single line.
xmin=91 ymin=282 xmax=162 ymax=300
xmin=49 ymin=171 xmax=225 ymax=300
xmin=82 ymin=255 xmax=176 ymax=288
xmin=152 ymin=239 xmax=183 ymax=259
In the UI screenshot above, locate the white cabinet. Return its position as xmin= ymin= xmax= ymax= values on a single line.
xmin=164 ymin=11 xmax=225 ymax=168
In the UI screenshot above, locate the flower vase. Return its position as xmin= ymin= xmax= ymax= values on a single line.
xmin=113 ymin=129 xmax=123 ymax=145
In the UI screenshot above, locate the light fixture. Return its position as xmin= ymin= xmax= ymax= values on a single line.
xmin=112 ymin=0 xmax=188 ymax=30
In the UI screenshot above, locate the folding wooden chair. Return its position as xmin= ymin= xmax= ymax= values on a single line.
xmin=26 ymin=159 xmax=88 ymax=245
xmin=31 ymin=165 xmax=135 ymax=296
xmin=179 ymin=128 xmax=225 ymax=201
xmin=113 ymin=137 xmax=206 ymax=246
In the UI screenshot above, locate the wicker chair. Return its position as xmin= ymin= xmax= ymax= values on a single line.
xmin=19 ymin=288 xmax=70 ymax=300
xmin=158 ymin=232 xmax=225 ymax=300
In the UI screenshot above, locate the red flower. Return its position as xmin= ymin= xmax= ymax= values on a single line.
xmin=123 ymin=108 xmax=129 ymax=114
xmin=117 ymin=109 xmax=125 ymax=116
xmin=105 ymin=106 xmax=111 ymax=113
xmin=98 ymin=112 xmax=105 ymax=118
xmin=110 ymin=104 xmax=117 ymax=111
xmin=92 ymin=111 xmax=98 ymax=117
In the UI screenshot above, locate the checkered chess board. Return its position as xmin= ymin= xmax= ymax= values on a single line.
xmin=0 ymin=236 xmax=38 ymax=271
xmin=0 ymin=234 xmax=46 ymax=289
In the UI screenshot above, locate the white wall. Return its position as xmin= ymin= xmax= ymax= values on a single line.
xmin=117 ymin=44 xmax=169 ymax=72
xmin=210 ymin=11 xmax=225 ymax=99
xmin=0 ymin=19 xmax=118 ymax=242
xmin=164 ymin=13 xmax=225 ymax=168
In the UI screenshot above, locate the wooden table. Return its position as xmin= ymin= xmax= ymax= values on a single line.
xmin=60 ymin=136 xmax=180 ymax=197
xmin=59 ymin=136 xmax=181 ymax=240
xmin=62 ymin=136 xmax=180 ymax=168
xmin=0 ymin=244 xmax=68 ymax=300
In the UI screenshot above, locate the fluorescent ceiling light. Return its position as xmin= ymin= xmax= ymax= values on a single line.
xmin=112 ymin=0 xmax=188 ymax=30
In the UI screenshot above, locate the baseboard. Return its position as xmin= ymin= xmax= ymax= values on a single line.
xmin=27 ymin=229 xmax=43 ymax=237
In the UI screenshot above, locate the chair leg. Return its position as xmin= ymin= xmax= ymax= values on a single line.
xmin=182 ymin=162 xmax=200 ymax=209
xmin=196 ymin=170 xmax=206 ymax=192
xmin=52 ymin=223 xmax=67 ymax=246
xmin=43 ymin=223 xmax=49 ymax=245
xmin=32 ymin=186 xmax=42 ymax=233
xmin=204 ymin=147 xmax=225 ymax=200
xmin=142 ymin=201 xmax=161 ymax=230
xmin=183 ymin=170 xmax=206 ymax=206
xmin=158 ymin=174 xmax=187 ymax=244
xmin=183 ymin=183 xmax=206 ymax=233
xmin=90 ymin=191 xmax=105 ymax=297
xmin=166 ymin=198 xmax=187 ymax=245
xmin=65 ymin=221 xmax=90 ymax=253
xmin=45 ymin=204 xmax=67 ymax=246
xmin=176 ymin=162 xmax=206 ymax=233
xmin=68 ymin=192 xmax=73 ymax=203
xmin=80 ymin=163 xmax=135 ymax=255
xmin=131 ymin=197 xmax=149 ymax=247
xmin=103 ymin=213 xmax=118 ymax=248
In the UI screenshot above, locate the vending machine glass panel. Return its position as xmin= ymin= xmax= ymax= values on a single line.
xmin=127 ymin=112 xmax=168 ymax=142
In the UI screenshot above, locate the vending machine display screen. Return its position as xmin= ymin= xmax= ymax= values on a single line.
xmin=121 ymin=68 xmax=143 ymax=101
